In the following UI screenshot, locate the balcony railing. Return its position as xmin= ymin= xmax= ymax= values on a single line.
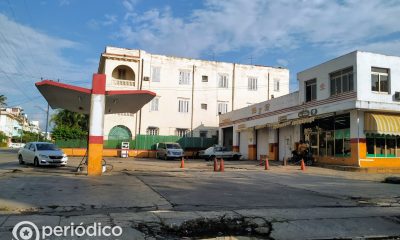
xmin=112 ymin=79 xmax=135 ymax=87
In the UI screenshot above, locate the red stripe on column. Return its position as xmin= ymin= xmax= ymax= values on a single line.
xmin=89 ymin=136 xmax=104 ymax=144
xmin=92 ymin=74 xmax=106 ymax=94
xmin=350 ymin=138 xmax=366 ymax=143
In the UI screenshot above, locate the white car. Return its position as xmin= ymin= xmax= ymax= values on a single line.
xmin=18 ymin=142 xmax=68 ymax=167
xmin=9 ymin=143 xmax=25 ymax=149
xmin=156 ymin=142 xmax=184 ymax=160
xmin=199 ymin=145 xmax=242 ymax=161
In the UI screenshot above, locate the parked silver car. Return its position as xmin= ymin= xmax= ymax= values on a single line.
xmin=156 ymin=142 xmax=184 ymax=160
xmin=199 ymin=145 xmax=241 ymax=161
xmin=18 ymin=142 xmax=68 ymax=166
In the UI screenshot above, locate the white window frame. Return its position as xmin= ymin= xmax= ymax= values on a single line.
xmin=146 ymin=127 xmax=159 ymax=135
xmin=152 ymin=66 xmax=161 ymax=82
xmin=178 ymin=98 xmax=190 ymax=113
xmin=179 ymin=70 xmax=191 ymax=85
xmin=150 ymin=97 xmax=159 ymax=112
xmin=248 ymin=77 xmax=257 ymax=91
xmin=176 ymin=128 xmax=189 ymax=137
xmin=218 ymin=74 xmax=229 ymax=88
xmin=217 ymin=101 xmax=228 ymax=115
xmin=274 ymin=78 xmax=280 ymax=91
xmin=371 ymin=67 xmax=389 ymax=93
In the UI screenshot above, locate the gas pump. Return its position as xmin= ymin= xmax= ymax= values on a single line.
xmin=121 ymin=142 xmax=129 ymax=158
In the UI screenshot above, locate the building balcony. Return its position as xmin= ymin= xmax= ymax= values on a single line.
xmin=107 ymin=78 xmax=136 ymax=90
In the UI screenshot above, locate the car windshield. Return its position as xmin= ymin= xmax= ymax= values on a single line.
xmin=36 ymin=143 xmax=59 ymax=151
xmin=166 ymin=144 xmax=181 ymax=149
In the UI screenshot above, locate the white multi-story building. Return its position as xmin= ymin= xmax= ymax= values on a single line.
xmin=219 ymin=51 xmax=400 ymax=168
xmin=97 ymin=47 xmax=289 ymax=141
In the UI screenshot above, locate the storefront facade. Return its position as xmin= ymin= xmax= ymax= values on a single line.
xmin=219 ymin=51 xmax=400 ymax=168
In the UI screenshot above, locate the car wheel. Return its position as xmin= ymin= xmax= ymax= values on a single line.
xmin=18 ymin=155 xmax=24 ymax=165
xmin=164 ymin=154 xmax=167 ymax=160
xmin=34 ymin=157 xmax=39 ymax=167
xmin=232 ymin=154 xmax=239 ymax=161
xmin=209 ymin=155 xmax=216 ymax=161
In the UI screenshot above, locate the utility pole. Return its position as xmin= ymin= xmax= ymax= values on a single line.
xmin=45 ymin=104 xmax=49 ymax=140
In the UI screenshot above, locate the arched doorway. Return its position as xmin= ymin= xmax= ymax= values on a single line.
xmin=108 ymin=125 xmax=132 ymax=140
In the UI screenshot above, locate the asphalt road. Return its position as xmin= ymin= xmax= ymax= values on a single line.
xmin=0 ymin=148 xmax=399 ymax=239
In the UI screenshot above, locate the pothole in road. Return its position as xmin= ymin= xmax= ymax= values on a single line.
xmin=138 ymin=216 xmax=272 ymax=239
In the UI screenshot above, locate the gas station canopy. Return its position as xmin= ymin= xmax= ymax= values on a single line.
xmin=36 ymin=80 xmax=156 ymax=114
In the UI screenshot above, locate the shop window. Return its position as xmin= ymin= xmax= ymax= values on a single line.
xmin=344 ymin=137 xmax=351 ymax=157
xmin=335 ymin=130 xmax=344 ymax=156
xmin=367 ymin=135 xmax=399 ymax=158
xmin=387 ymin=137 xmax=396 ymax=157
xmin=375 ymin=137 xmax=385 ymax=157
xmin=326 ymin=131 xmax=335 ymax=156
xmin=301 ymin=113 xmax=350 ymax=158
xmin=319 ymin=132 xmax=326 ymax=156
xmin=366 ymin=138 xmax=375 ymax=157
xmin=305 ymin=79 xmax=316 ymax=102
xmin=397 ymin=137 xmax=400 ymax=157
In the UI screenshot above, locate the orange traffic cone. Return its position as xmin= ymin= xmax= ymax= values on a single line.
xmin=220 ymin=158 xmax=225 ymax=172
xmin=300 ymin=159 xmax=306 ymax=171
xmin=265 ymin=157 xmax=269 ymax=170
xmin=214 ymin=158 xmax=218 ymax=172
xmin=180 ymin=157 xmax=185 ymax=168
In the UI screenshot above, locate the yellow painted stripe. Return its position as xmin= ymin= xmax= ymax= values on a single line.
xmin=88 ymin=143 xmax=103 ymax=176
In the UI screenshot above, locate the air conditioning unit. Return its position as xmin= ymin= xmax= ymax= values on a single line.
xmin=395 ymin=92 xmax=400 ymax=101
xmin=143 ymin=76 xmax=150 ymax=81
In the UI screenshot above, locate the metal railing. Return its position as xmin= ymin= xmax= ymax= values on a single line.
xmin=112 ymin=79 xmax=135 ymax=87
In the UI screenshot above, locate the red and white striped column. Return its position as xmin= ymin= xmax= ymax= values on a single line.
xmin=87 ymin=74 xmax=106 ymax=176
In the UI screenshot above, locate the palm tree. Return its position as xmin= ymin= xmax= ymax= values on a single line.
xmin=0 ymin=95 xmax=6 ymax=108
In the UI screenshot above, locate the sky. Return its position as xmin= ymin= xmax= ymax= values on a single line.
xmin=1 ymin=0 xmax=400 ymax=131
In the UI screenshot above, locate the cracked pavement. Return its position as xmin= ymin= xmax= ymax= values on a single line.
xmin=0 ymin=149 xmax=400 ymax=239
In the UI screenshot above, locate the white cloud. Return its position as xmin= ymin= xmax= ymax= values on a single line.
xmin=277 ymin=59 xmax=289 ymax=67
xmin=59 ymin=0 xmax=70 ymax=6
xmin=122 ymin=0 xmax=139 ymax=12
xmin=116 ymin=0 xmax=400 ymax=59
xmin=103 ymin=14 xmax=117 ymax=26
xmin=0 ymin=14 xmax=94 ymax=130
xmin=87 ymin=14 xmax=118 ymax=30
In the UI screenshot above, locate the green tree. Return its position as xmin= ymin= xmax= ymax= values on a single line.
xmin=0 ymin=94 xmax=6 ymax=108
xmin=51 ymin=110 xmax=89 ymax=140
xmin=0 ymin=131 xmax=8 ymax=147
xmin=12 ymin=131 xmax=45 ymax=143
